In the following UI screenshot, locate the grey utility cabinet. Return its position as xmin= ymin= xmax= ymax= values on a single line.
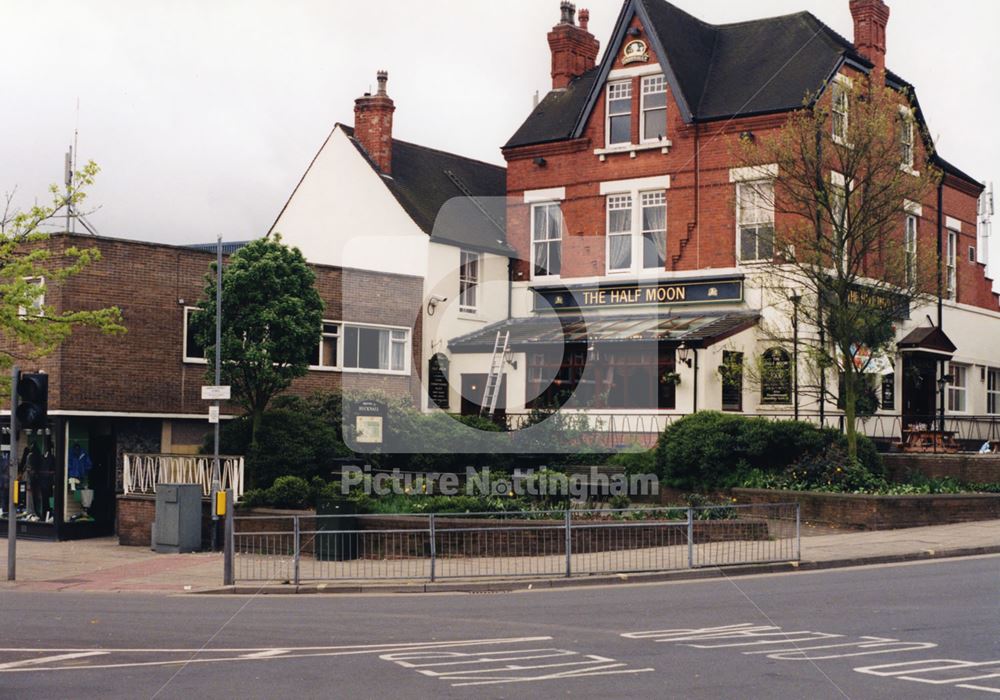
xmin=152 ymin=484 xmax=202 ymax=553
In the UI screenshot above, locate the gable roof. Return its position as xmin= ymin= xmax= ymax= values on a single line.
xmin=506 ymin=0 xmax=869 ymax=148
xmin=339 ymin=125 xmax=511 ymax=256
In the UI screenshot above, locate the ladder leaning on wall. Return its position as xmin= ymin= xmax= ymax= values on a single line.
xmin=480 ymin=330 xmax=510 ymax=419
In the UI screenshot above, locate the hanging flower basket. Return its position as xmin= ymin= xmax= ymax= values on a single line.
xmin=660 ymin=371 xmax=682 ymax=386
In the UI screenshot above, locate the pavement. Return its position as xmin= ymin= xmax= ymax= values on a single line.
xmin=0 ymin=518 xmax=997 ymax=595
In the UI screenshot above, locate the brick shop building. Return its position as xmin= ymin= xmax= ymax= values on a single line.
xmin=0 ymin=233 xmax=422 ymax=539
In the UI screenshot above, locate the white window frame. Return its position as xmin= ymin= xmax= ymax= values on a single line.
xmin=603 ymin=188 xmax=668 ymax=275
xmin=640 ymin=191 xmax=667 ymax=271
xmin=309 ymin=321 xmax=341 ymax=370
xmin=459 ymin=250 xmax=481 ymax=314
xmin=947 ymin=229 xmax=958 ymax=300
xmin=606 ymin=194 xmax=634 ymax=273
xmin=183 ymin=306 xmax=208 ymax=365
xmin=606 ymin=80 xmax=633 ymax=148
xmin=898 ymin=106 xmax=915 ymax=171
xmin=736 ymin=180 xmax=775 ymax=264
xmin=904 ymin=214 xmax=918 ymax=286
xmin=989 ymin=368 xmax=1000 ymax=415
xmin=340 ymin=322 xmax=411 ymax=376
xmin=17 ymin=276 xmax=45 ymax=318
xmin=640 ymin=74 xmax=667 ymax=144
xmin=947 ymin=364 xmax=968 ymax=413
xmin=831 ymin=75 xmax=851 ymax=145
xmin=530 ymin=202 xmax=563 ymax=280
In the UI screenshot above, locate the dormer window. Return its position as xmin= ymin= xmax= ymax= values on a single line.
xmin=606 ymin=81 xmax=632 ymax=146
xmin=641 ymin=75 xmax=667 ymax=142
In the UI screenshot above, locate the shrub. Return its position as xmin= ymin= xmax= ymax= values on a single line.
xmin=608 ymin=445 xmax=656 ymax=475
xmin=214 ymin=399 xmax=350 ymax=490
xmin=265 ymin=476 xmax=312 ymax=510
xmin=655 ymin=412 xmax=749 ymax=491
xmin=654 ymin=412 xmax=882 ymax=492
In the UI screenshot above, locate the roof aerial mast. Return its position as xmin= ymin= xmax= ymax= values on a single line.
xmin=64 ymin=99 xmax=100 ymax=237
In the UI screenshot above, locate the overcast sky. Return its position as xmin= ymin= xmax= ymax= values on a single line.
xmin=2 ymin=1 xmax=997 ymax=256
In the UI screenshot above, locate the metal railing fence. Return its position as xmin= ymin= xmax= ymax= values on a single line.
xmin=226 ymin=503 xmax=799 ymax=585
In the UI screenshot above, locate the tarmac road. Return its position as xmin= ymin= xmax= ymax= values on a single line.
xmin=0 ymin=554 xmax=998 ymax=699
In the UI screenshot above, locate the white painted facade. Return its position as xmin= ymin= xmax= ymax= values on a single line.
xmin=272 ymin=123 xmax=514 ymax=412
xmin=272 ymin=126 xmax=429 ymax=276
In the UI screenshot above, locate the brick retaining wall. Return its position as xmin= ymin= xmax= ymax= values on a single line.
xmin=883 ymin=454 xmax=1000 ymax=484
xmin=733 ymin=488 xmax=1000 ymax=530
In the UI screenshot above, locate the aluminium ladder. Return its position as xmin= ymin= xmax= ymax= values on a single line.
xmin=480 ymin=330 xmax=510 ymax=418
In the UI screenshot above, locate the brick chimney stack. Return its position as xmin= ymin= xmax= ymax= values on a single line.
xmin=548 ymin=2 xmax=600 ymax=90
xmin=354 ymin=70 xmax=395 ymax=174
xmin=850 ymin=0 xmax=890 ymax=75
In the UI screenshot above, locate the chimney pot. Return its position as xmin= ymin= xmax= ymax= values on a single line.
xmin=376 ymin=70 xmax=389 ymax=96
xmin=560 ymin=1 xmax=576 ymax=25
xmin=579 ymin=8 xmax=590 ymax=31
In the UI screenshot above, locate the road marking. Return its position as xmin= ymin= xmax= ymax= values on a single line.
xmin=856 ymin=659 xmax=1000 ymax=695
xmin=380 ymin=646 xmax=654 ymax=687
xmin=621 ymin=624 xmax=936 ymax=661
xmin=0 ymin=652 xmax=108 ymax=670
xmin=0 ymin=637 xmax=554 ymax=674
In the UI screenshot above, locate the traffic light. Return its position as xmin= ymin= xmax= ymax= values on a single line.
xmin=16 ymin=373 xmax=48 ymax=430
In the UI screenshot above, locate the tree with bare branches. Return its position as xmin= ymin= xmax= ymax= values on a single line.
xmin=736 ymin=73 xmax=941 ymax=459
xmin=0 ymin=161 xmax=125 ymax=368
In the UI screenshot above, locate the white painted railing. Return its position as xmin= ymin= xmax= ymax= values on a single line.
xmin=123 ymin=454 xmax=245 ymax=501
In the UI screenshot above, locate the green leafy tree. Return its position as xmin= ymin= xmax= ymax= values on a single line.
xmin=193 ymin=235 xmax=323 ymax=450
xmin=0 ymin=161 xmax=125 ymax=367
xmin=736 ymin=73 xmax=940 ymax=460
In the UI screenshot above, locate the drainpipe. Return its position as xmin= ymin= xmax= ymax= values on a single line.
xmin=507 ymin=257 xmax=515 ymax=321
xmin=692 ymin=349 xmax=699 ymax=413
xmin=937 ymin=180 xmax=945 ymax=431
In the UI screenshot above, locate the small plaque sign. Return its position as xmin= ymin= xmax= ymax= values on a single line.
xmin=201 ymin=385 xmax=231 ymax=401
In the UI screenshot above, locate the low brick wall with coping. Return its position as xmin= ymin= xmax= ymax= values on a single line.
xmin=883 ymin=454 xmax=1000 ymax=484
xmin=733 ymin=488 xmax=1000 ymax=530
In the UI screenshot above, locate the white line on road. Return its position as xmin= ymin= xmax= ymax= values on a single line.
xmin=0 ymin=637 xmax=554 ymax=674
xmin=0 ymin=652 xmax=108 ymax=670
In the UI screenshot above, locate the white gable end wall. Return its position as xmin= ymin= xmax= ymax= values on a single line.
xmin=272 ymin=126 xmax=428 ymax=275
